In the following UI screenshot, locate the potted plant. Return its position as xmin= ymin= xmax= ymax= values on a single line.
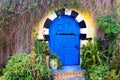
xmin=49 ymin=52 xmax=62 ymax=70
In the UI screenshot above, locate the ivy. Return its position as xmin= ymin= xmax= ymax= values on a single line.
xmin=97 ymin=13 xmax=120 ymax=40
xmin=97 ymin=13 xmax=120 ymax=60
xmin=0 ymin=38 xmax=10 ymax=48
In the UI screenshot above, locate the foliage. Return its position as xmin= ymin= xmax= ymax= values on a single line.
xmin=0 ymin=38 xmax=10 ymax=48
xmin=81 ymin=40 xmax=107 ymax=69
xmin=0 ymin=76 xmax=2 ymax=80
xmin=89 ymin=64 xmax=108 ymax=80
xmin=3 ymin=53 xmax=51 ymax=80
xmin=97 ymin=13 xmax=120 ymax=40
xmin=3 ymin=53 xmax=33 ymax=80
xmin=0 ymin=68 xmax=4 ymax=76
xmin=33 ymin=31 xmax=62 ymax=69
xmin=85 ymin=64 xmax=119 ymax=80
xmin=116 ymin=2 xmax=120 ymax=8
xmin=97 ymin=13 xmax=120 ymax=54
xmin=82 ymin=13 xmax=120 ymax=80
xmin=106 ymin=69 xmax=119 ymax=80
xmin=112 ymin=43 xmax=120 ymax=73
xmin=34 ymin=39 xmax=49 ymax=55
xmin=58 ymin=0 xmax=80 ymax=8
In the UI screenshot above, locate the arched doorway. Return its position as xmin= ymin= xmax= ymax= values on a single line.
xmin=42 ymin=8 xmax=91 ymax=66
xmin=49 ymin=15 xmax=80 ymax=66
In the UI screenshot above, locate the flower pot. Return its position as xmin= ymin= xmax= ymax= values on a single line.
xmin=49 ymin=59 xmax=58 ymax=70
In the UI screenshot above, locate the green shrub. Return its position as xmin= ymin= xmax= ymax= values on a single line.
xmin=112 ymin=43 xmax=120 ymax=73
xmin=34 ymin=39 xmax=50 ymax=55
xmin=97 ymin=13 xmax=120 ymax=39
xmin=3 ymin=53 xmax=51 ymax=80
xmin=85 ymin=64 xmax=119 ymax=80
xmin=0 ymin=68 xmax=4 ymax=76
xmin=89 ymin=64 xmax=108 ymax=80
xmin=97 ymin=13 xmax=120 ymax=56
xmin=106 ymin=69 xmax=119 ymax=80
xmin=81 ymin=40 xmax=107 ymax=69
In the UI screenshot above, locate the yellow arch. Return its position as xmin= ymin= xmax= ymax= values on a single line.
xmin=32 ymin=7 xmax=96 ymax=45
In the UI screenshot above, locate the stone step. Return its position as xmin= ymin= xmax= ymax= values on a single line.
xmin=52 ymin=66 xmax=85 ymax=80
xmin=55 ymin=76 xmax=85 ymax=80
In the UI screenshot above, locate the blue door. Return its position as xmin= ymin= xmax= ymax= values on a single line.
xmin=49 ymin=15 xmax=80 ymax=66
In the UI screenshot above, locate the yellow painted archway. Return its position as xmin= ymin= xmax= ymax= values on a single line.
xmin=33 ymin=7 xmax=96 ymax=46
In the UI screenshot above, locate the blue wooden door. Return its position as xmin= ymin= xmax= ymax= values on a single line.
xmin=49 ymin=15 xmax=80 ymax=66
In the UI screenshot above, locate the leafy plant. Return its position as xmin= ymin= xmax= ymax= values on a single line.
xmin=112 ymin=43 xmax=120 ymax=73
xmin=34 ymin=33 xmax=50 ymax=55
xmin=3 ymin=53 xmax=51 ymax=80
xmin=81 ymin=40 xmax=107 ymax=69
xmin=97 ymin=13 xmax=120 ymax=37
xmin=30 ymin=54 xmax=52 ymax=80
xmin=85 ymin=64 xmax=119 ymax=80
xmin=3 ymin=53 xmax=33 ymax=80
xmin=84 ymin=64 xmax=109 ymax=80
xmin=97 ymin=13 xmax=120 ymax=55
xmin=83 ymin=13 xmax=120 ymax=80
xmin=90 ymin=64 xmax=108 ymax=80
xmin=0 ymin=68 xmax=4 ymax=76
xmin=106 ymin=69 xmax=119 ymax=80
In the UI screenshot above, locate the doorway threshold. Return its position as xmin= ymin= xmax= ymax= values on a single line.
xmin=52 ymin=65 xmax=85 ymax=80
